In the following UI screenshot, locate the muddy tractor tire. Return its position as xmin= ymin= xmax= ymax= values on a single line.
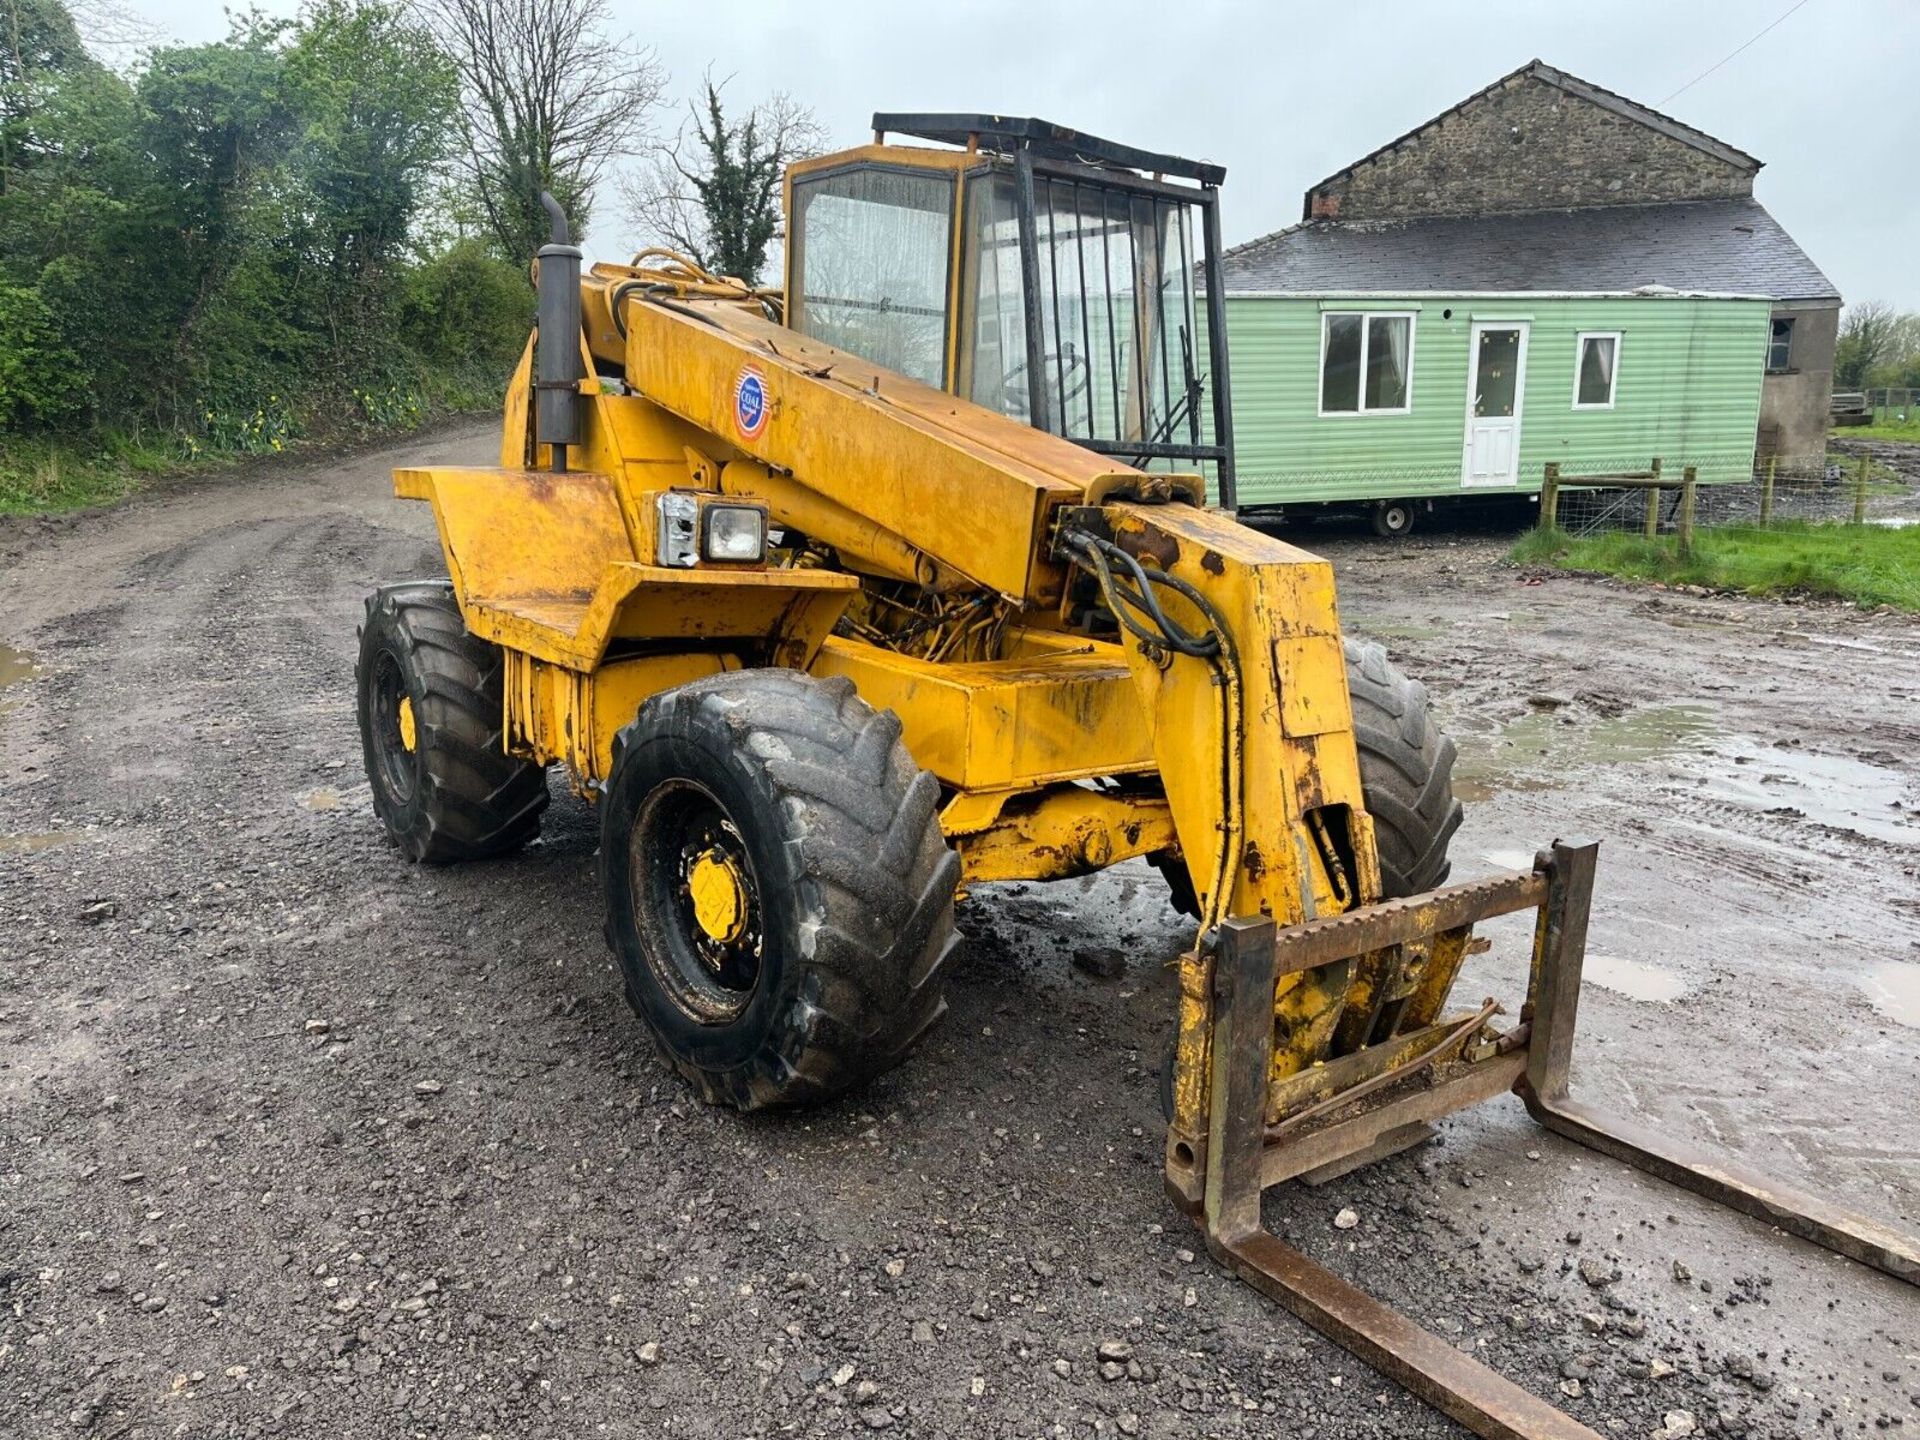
xmin=1343 ymin=637 xmax=1462 ymax=896
xmin=1153 ymin=637 xmax=1462 ymax=915
xmin=601 ymin=669 xmax=960 ymax=1110
xmin=356 ymin=581 xmax=549 ymax=863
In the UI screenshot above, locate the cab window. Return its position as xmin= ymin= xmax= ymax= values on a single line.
xmin=789 ymin=167 xmax=954 ymax=387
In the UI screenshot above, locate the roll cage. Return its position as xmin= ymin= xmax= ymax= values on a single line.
xmin=783 ymin=114 xmax=1237 ymax=504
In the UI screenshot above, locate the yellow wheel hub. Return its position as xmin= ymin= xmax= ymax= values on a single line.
xmin=688 ymin=846 xmax=748 ymax=944
xmin=396 ymin=695 xmax=417 ymax=753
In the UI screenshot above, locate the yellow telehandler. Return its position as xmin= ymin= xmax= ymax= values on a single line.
xmin=356 ymin=116 xmax=1916 ymax=1437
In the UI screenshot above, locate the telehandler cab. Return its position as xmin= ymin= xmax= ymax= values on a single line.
xmin=358 ymin=116 xmax=1917 ymax=1437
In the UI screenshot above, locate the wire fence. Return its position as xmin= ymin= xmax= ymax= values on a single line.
xmin=1542 ymin=445 xmax=1920 ymax=542
xmin=1866 ymin=388 xmax=1917 ymax=425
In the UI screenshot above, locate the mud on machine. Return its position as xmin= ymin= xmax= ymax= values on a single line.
xmin=355 ymin=115 xmax=1919 ymax=1436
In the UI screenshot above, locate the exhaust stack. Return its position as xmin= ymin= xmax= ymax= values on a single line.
xmin=534 ymin=191 xmax=584 ymax=472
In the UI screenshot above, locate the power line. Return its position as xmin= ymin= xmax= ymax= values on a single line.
xmin=1659 ymin=0 xmax=1817 ymax=107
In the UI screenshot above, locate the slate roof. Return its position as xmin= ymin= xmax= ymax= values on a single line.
xmin=1211 ymin=199 xmax=1839 ymax=302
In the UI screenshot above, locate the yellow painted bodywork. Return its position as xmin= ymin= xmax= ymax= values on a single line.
xmin=951 ymin=783 xmax=1176 ymax=884
xmin=811 ymin=636 xmax=1151 ymax=791
xmin=504 ymin=649 xmax=736 ymax=781
xmin=394 ymin=138 xmax=1481 ymax=1189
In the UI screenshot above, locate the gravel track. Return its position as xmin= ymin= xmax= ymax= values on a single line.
xmin=1 ymin=426 xmax=1915 ymax=1439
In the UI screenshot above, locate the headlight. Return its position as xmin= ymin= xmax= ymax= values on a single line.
xmin=703 ymin=504 xmax=767 ymax=563
xmin=658 ymin=491 xmax=700 ymax=567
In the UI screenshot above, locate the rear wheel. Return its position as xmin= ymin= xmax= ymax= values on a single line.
xmin=1370 ymin=500 xmax=1415 ymax=538
xmin=601 ymin=669 xmax=959 ymax=1109
xmin=356 ymin=581 xmax=548 ymax=863
xmin=1152 ymin=638 xmax=1462 ymax=916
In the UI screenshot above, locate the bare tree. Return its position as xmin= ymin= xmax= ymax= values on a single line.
xmin=413 ymin=0 xmax=664 ymax=265
xmin=621 ymin=76 xmax=824 ymax=285
xmin=65 ymin=0 xmax=162 ymax=65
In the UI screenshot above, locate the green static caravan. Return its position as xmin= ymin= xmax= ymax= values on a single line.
xmin=1217 ymin=289 xmax=1771 ymax=528
xmin=1203 ymin=198 xmax=1831 ymax=534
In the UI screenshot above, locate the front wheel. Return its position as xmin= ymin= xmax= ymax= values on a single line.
xmin=601 ymin=670 xmax=960 ymax=1109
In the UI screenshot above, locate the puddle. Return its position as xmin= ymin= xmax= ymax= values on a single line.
xmin=1481 ymin=848 xmax=1538 ymax=871
xmin=295 ymin=783 xmax=368 ymax=814
xmin=1686 ymin=743 xmax=1916 ymax=846
xmin=1454 ymin=703 xmax=1718 ymax=801
xmin=0 ymin=643 xmax=37 ymax=685
xmin=0 ymin=643 xmax=38 ymax=712
xmin=1584 ymin=955 xmax=1689 ymax=1003
xmin=1861 ymin=961 xmax=1920 ymax=1028
xmin=0 ymin=830 xmax=82 ymax=854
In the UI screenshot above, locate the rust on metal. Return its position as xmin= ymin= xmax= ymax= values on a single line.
xmin=1259 ymin=1052 xmax=1525 ymax=1188
xmin=1265 ymin=998 xmax=1502 ymax=1141
xmin=1201 ymin=881 xmax=1606 ymax=1439
xmin=1526 ymin=1094 xmax=1920 ymax=1285
xmin=1268 ymin=868 xmax=1548 ymax=976
xmin=1203 ymin=916 xmax=1277 ymax=1244
xmin=1516 ymin=840 xmax=1919 ymax=1286
xmin=1197 ymin=836 xmax=1920 ymax=1439
xmin=1216 ymin=1230 xmax=1608 ymax=1440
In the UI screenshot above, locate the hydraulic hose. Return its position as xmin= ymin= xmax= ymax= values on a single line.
xmin=1058 ymin=527 xmax=1243 ymax=933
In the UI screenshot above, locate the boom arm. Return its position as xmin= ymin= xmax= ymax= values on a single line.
xmin=573 ymin=266 xmax=1150 ymax=602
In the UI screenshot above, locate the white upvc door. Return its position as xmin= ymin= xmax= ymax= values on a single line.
xmin=1462 ymin=322 xmax=1529 ymax=486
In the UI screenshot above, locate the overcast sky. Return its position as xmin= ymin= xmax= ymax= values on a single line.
xmin=124 ymin=0 xmax=1919 ymax=308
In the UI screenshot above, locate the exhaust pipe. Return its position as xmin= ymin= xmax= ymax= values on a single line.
xmin=535 ymin=191 xmax=584 ymax=473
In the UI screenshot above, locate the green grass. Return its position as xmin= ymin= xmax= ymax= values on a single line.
xmin=0 ymin=434 xmax=162 ymax=515
xmin=0 ymin=367 xmax=506 ymax=518
xmin=1833 ymin=417 xmax=1920 ymax=443
xmin=1511 ymin=521 xmax=1920 ymax=611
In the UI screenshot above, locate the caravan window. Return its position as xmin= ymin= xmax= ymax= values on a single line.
xmin=1320 ymin=312 xmax=1414 ymax=415
xmin=1574 ymin=332 xmax=1619 ymax=409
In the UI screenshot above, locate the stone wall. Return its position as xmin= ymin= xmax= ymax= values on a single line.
xmin=1758 ymin=302 xmax=1840 ymax=463
xmin=1308 ymin=74 xmax=1755 ymax=221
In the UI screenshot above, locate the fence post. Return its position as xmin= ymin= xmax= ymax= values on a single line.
xmin=1645 ymin=457 xmax=1663 ymax=539
xmin=1760 ymin=454 xmax=1776 ymax=526
xmin=1853 ymin=451 xmax=1870 ymax=525
xmin=1542 ymin=463 xmax=1560 ymax=531
xmin=1679 ymin=467 xmax=1697 ymax=557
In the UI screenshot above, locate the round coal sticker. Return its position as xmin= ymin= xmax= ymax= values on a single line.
xmin=733 ymin=364 xmax=769 ymax=441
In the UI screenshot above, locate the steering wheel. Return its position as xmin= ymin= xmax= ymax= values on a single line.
xmin=1001 ymin=345 xmax=1091 ymax=425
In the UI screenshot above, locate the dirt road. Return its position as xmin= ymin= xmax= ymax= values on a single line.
xmin=2 ymin=424 xmax=1915 ymax=1439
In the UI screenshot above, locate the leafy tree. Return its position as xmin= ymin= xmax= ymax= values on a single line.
xmin=414 ymin=0 xmax=664 ymax=264
xmin=290 ymin=0 xmax=457 ymax=275
xmin=0 ymin=0 xmax=95 ymax=195
xmin=624 ymin=79 xmax=822 ymax=286
xmin=1835 ymin=300 xmax=1900 ymax=390
xmin=400 ymin=234 xmax=530 ymax=366
xmin=110 ymin=17 xmax=307 ymax=422
xmin=0 ymin=281 xmax=82 ymax=425
xmin=285 ymin=0 xmax=459 ymax=384
xmin=0 ymin=0 xmax=566 ymax=465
